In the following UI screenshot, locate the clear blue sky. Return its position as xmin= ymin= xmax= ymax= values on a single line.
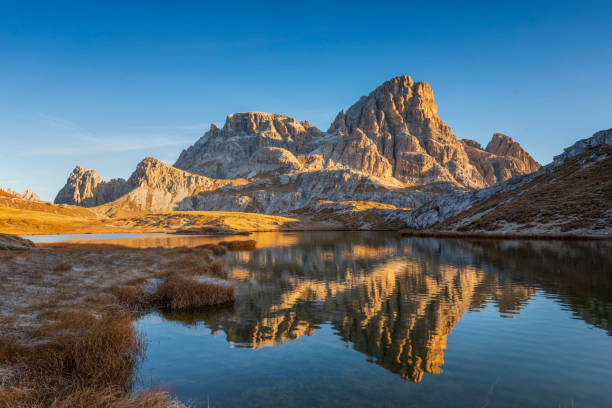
xmin=1 ymin=1 xmax=611 ymax=201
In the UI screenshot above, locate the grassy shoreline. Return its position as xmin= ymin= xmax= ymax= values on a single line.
xmin=399 ymin=230 xmax=612 ymax=240
xmin=0 ymin=240 xmax=245 ymax=407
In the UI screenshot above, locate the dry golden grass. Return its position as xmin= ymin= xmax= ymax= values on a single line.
xmin=111 ymin=285 xmax=149 ymax=311
xmin=438 ymin=145 xmax=612 ymax=234
xmin=153 ymin=274 xmax=235 ymax=311
xmin=219 ymin=239 xmax=257 ymax=251
xmin=195 ymin=244 xmax=227 ymax=256
xmin=0 ymin=311 xmax=182 ymax=407
xmin=0 ymin=207 xmax=105 ymax=235
xmin=0 ymin=195 xmax=97 ymax=218
xmin=0 ymin=243 xmax=239 ymax=407
xmin=338 ymin=201 xmax=398 ymax=211
xmin=0 ymin=203 xmax=301 ymax=235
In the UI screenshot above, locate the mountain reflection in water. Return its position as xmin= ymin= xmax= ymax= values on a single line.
xmin=158 ymin=232 xmax=612 ymax=383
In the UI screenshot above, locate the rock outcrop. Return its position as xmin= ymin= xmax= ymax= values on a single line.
xmin=0 ymin=234 xmax=36 ymax=250
xmin=395 ymin=128 xmax=612 ymax=234
xmin=328 ymin=76 xmax=487 ymax=188
xmin=55 ymin=158 xmax=237 ymax=213
xmin=1 ymin=188 xmax=41 ymax=201
xmin=553 ymin=128 xmax=612 ymax=166
xmin=11 ymin=189 xmax=39 ymax=201
xmin=174 ymin=112 xmax=322 ymax=179
xmin=54 ymin=166 xmax=130 ymax=207
xmin=173 ymin=76 xmax=537 ymax=191
xmin=462 ymin=133 xmax=540 ymax=185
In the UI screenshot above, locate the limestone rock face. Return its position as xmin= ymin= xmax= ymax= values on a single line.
xmin=55 ymin=158 xmax=233 ymax=212
xmin=553 ymin=128 xmax=612 ymax=166
xmin=173 ymin=76 xmax=538 ymax=192
xmin=486 ymin=133 xmax=540 ymax=171
xmin=174 ymin=112 xmax=322 ymax=178
xmin=54 ymin=75 xmax=544 ymax=221
xmin=393 ymin=128 xmax=612 ymax=233
xmin=180 ymin=168 xmax=426 ymax=214
xmin=54 ymin=166 xmax=130 ymax=207
xmin=315 ymin=129 xmax=393 ymax=178
xmin=462 ymin=134 xmax=540 ymax=185
xmin=242 ymin=147 xmax=303 ymax=178
xmin=328 ymin=76 xmax=486 ymax=188
xmin=3 ymin=188 xmax=40 ymax=201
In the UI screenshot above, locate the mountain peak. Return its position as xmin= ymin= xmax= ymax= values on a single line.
xmin=485 ymin=133 xmax=540 ymax=171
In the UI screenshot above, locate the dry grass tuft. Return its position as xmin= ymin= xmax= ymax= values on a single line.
xmin=52 ymin=262 xmax=72 ymax=272
xmin=195 ymin=244 xmax=227 ymax=256
xmin=153 ymin=275 xmax=235 ymax=311
xmin=111 ymin=285 xmax=149 ymax=311
xmin=0 ymin=245 xmax=239 ymax=407
xmin=0 ymin=312 xmax=184 ymax=407
xmin=219 ymin=240 xmax=257 ymax=251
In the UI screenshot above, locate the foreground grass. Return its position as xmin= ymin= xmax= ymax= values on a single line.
xmin=0 ymin=311 xmax=180 ymax=407
xmin=0 ymin=242 xmax=239 ymax=407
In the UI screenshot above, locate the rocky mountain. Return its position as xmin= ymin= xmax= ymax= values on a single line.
xmin=398 ymin=128 xmax=612 ymax=234
xmin=55 ymin=75 xmax=543 ymax=220
xmin=461 ymin=133 xmax=540 ymax=185
xmin=54 ymin=166 xmax=130 ymax=207
xmin=174 ymin=112 xmax=323 ymax=179
xmin=175 ymin=76 xmax=538 ymax=190
xmin=0 ymin=187 xmax=40 ymax=201
xmin=55 ymin=157 xmax=238 ymax=213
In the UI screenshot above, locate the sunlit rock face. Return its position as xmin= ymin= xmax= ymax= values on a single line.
xmin=2 ymin=188 xmax=40 ymax=201
xmin=174 ymin=76 xmax=539 ymax=192
xmin=54 ymin=165 xmax=130 ymax=207
xmin=462 ymin=133 xmax=540 ymax=185
xmin=395 ymin=128 xmax=612 ymax=231
xmin=174 ymin=112 xmax=323 ymax=179
xmin=54 ymin=157 xmax=234 ymax=211
xmin=329 ymin=76 xmax=484 ymax=188
xmin=55 ymin=76 xmax=543 ymax=217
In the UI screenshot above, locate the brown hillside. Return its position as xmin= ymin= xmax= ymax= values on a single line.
xmin=437 ymin=144 xmax=612 ymax=234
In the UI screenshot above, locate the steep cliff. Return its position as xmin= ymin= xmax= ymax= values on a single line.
xmin=54 ymin=166 xmax=130 ymax=207
xmin=462 ymin=133 xmax=540 ymax=185
xmin=173 ymin=76 xmax=538 ymax=190
xmin=55 ymin=75 xmax=543 ymax=220
xmin=174 ymin=112 xmax=322 ymax=179
xmin=397 ymin=128 xmax=612 ymax=234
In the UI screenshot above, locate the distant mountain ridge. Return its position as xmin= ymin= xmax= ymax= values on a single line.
xmin=55 ymin=75 xmax=541 ymax=217
xmin=0 ymin=187 xmax=40 ymax=201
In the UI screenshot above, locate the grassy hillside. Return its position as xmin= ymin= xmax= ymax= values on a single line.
xmin=0 ymin=191 xmax=301 ymax=235
xmin=437 ymin=145 xmax=612 ymax=234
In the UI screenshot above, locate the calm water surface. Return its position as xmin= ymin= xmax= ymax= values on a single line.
xmin=71 ymin=232 xmax=612 ymax=407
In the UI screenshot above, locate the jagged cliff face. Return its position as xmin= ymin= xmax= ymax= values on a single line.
xmin=328 ymin=76 xmax=487 ymax=188
xmin=54 ymin=166 xmax=130 ymax=207
xmin=461 ymin=133 xmax=540 ymax=185
xmin=174 ymin=112 xmax=322 ymax=179
xmin=397 ymin=128 xmax=612 ymax=233
xmin=55 ymin=158 xmax=237 ymax=213
xmin=55 ymin=75 xmax=543 ymax=217
xmin=173 ymin=76 xmax=538 ymax=190
xmin=1 ymin=187 xmax=40 ymax=201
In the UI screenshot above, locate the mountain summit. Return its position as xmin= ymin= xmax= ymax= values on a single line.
xmin=55 ymin=76 xmax=541 ymax=216
xmin=173 ymin=75 xmax=539 ymax=190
